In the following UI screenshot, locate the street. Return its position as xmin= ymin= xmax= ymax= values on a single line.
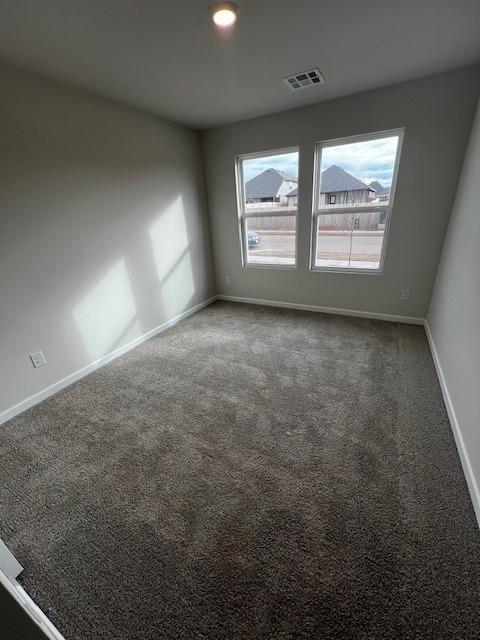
xmin=248 ymin=231 xmax=383 ymax=266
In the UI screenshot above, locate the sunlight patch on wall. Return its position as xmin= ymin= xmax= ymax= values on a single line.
xmin=150 ymin=196 xmax=189 ymax=281
xmin=73 ymin=258 xmax=140 ymax=361
xmin=160 ymin=251 xmax=195 ymax=318
xmin=149 ymin=195 xmax=195 ymax=316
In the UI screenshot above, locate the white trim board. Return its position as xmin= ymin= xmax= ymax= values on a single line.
xmin=0 ymin=570 xmax=65 ymax=640
xmin=424 ymin=321 xmax=480 ymax=529
xmin=0 ymin=539 xmax=23 ymax=580
xmin=216 ymin=294 xmax=424 ymax=325
xmin=0 ymin=296 xmax=217 ymax=427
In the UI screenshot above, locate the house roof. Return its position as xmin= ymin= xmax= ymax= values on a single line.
xmin=369 ymin=180 xmax=391 ymax=196
xmin=245 ymin=168 xmax=297 ymax=199
xmin=286 ymin=165 xmax=374 ymax=199
xmin=320 ymin=165 xmax=372 ymax=193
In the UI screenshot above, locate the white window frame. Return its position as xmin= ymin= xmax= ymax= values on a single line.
xmin=310 ymin=128 xmax=404 ymax=274
xmin=235 ymin=146 xmax=299 ymax=269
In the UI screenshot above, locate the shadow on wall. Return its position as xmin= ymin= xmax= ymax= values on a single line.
xmin=72 ymin=192 xmax=198 ymax=366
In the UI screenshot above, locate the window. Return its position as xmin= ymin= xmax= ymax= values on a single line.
xmin=311 ymin=130 xmax=403 ymax=272
xmin=235 ymin=148 xmax=299 ymax=267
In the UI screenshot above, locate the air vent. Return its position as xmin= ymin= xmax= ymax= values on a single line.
xmin=283 ymin=69 xmax=325 ymax=91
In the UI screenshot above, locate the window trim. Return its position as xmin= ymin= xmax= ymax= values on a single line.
xmin=310 ymin=128 xmax=404 ymax=275
xmin=234 ymin=146 xmax=300 ymax=269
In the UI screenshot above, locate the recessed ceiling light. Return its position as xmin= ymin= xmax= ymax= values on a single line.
xmin=212 ymin=2 xmax=239 ymax=28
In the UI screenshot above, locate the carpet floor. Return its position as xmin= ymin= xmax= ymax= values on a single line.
xmin=1 ymin=301 xmax=479 ymax=639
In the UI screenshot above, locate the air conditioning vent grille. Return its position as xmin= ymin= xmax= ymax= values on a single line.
xmin=283 ymin=69 xmax=325 ymax=90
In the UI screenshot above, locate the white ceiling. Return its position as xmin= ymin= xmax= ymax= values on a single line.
xmin=0 ymin=0 xmax=479 ymax=129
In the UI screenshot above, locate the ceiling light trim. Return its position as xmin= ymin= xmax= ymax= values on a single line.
xmin=212 ymin=2 xmax=239 ymax=28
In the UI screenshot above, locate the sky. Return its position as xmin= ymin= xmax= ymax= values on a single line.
xmin=243 ymin=152 xmax=298 ymax=181
xmin=243 ymin=136 xmax=398 ymax=187
xmin=321 ymin=136 xmax=399 ymax=186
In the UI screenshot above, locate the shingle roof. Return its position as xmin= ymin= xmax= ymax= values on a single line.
xmin=369 ymin=181 xmax=390 ymax=196
xmin=253 ymin=165 xmax=374 ymax=200
xmin=245 ymin=168 xmax=297 ymax=199
xmin=320 ymin=165 xmax=372 ymax=193
xmin=286 ymin=166 xmax=373 ymax=199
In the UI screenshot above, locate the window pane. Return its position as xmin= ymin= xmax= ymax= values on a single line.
xmin=245 ymin=216 xmax=295 ymax=266
xmin=315 ymin=212 xmax=384 ymax=270
xmin=317 ymin=136 xmax=399 ymax=209
xmin=238 ymin=149 xmax=299 ymax=266
xmin=242 ymin=151 xmax=299 ymax=211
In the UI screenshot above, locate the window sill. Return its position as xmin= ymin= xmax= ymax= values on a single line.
xmin=310 ymin=265 xmax=384 ymax=275
xmin=242 ymin=262 xmax=297 ymax=270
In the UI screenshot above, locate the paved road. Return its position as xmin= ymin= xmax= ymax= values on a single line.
xmin=249 ymin=232 xmax=383 ymax=261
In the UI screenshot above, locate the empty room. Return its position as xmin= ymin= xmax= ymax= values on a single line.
xmin=1 ymin=1 xmax=480 ymax=638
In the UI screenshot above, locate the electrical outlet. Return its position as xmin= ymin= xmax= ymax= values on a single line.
xmin=225 ymin=275 xmax=231 ymax=284
xmin=30 ymin=351 xmax=46 ymax=368
xmin=401 ymin=289 xmax=411 ymax=301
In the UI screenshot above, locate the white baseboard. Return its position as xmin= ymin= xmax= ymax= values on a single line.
xmin=424 ymin=321 xmax=480 ymax=528
xmin=0 ymin=296 xmax=217 ymax=427
xmin=0 ymin=570 xmax=65 ymax=640
xmin=217 ymin=294 xmax=424 ymax=325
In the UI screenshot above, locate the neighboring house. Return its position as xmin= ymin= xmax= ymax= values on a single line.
xmin=369 ymin=180 xmax=391 ymax=201
xmin=248 ymin=165 xmax=385 ymax=231
xmin=287 ymin=187 xmax=298 ymax=207
xmin=319 ymin=165 xmax=375 ymax=205
xmin=245 ymin=168 xmax=298 ymax=205
xmin=287 ymin=165 xmax=384 ymax=231
xmin=285 ymin=164 xmax=376 ymax=208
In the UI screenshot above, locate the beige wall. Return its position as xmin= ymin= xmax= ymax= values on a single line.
xmin=0 ymin=63 xmax=215 ymax=415
xmin=427 ymin=100 xmax=480 ymax=521
xmin=202 ymin=66 xmax=480 ymax=318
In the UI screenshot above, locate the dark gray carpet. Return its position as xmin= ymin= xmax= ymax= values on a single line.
xmin=1 ymin=301 xmax=479 ymax=639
